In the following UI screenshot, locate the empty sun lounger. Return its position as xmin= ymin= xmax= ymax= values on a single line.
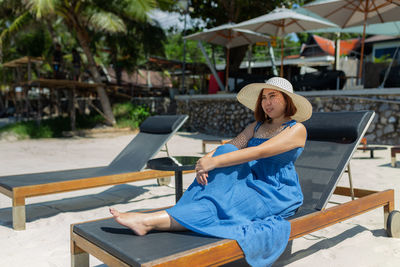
xmin=70 ymin=111 xmax=399 ymax=267
xmin=0 ymin=114 xmax=189 ymax=230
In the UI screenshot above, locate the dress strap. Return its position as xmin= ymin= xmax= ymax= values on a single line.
xmin=282 ymin=120 xmax=296 ymax=130
xmin=254 ymin=121 xmax=263 ymax=133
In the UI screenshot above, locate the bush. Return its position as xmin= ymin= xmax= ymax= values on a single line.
xmin=0 ymin=113 xmax=105 ymax=139
xmin=113 ymin=102 xmax=151 ymax=129
xmin=0 ymin=102 xmax=150 ymax=139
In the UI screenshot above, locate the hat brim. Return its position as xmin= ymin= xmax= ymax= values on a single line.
xmin=237 ymin=83 xmax=312 ymax=122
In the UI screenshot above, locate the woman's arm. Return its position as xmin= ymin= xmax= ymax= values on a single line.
xmin=196 ymin=123 xmax=306 ymax=175
xmin=195 ymin=122 xmax=256 ymax=185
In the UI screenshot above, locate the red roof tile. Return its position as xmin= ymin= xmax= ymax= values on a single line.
xmin=313 ymin=35 xmax=335 ymax=55
xmin=339 ymin=39 xmax=360 ymax=55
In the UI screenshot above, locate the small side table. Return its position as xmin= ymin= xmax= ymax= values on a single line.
xmin=391 ymin=146 xmax=400 ymax=167
xmin=147 ymin=156 xmax=200 ymax=202
xmin=357 ymin=146 xmax=387 ymax=158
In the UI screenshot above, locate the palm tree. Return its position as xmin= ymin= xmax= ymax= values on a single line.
xmin=2 ymin=0 xmax=160 ymax=125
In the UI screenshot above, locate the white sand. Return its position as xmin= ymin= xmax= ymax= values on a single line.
xmin=0 ymin=132 xmax=399 ymax=267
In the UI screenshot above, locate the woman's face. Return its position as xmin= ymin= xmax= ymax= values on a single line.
xmin=261 ymin=89 xmax=287 ymax=119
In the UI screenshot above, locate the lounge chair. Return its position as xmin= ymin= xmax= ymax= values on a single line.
xmin=0 ymin=114 xmax=189 ymax=230
xmin=70 ymin=111 xmax=399 ymax=267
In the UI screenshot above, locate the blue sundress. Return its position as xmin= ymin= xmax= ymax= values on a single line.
xmin=167 ymin=120 xmax=304 ymax=267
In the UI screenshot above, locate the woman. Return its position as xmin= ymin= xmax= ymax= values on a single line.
xmin=110 ymin=77 xmax=312 ymax=267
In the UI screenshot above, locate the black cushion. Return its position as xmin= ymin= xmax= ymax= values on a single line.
xmin=140 ymin=115 xmax=186 ymax=134
xmin=303 ymin=111 xmax=367 ymax=143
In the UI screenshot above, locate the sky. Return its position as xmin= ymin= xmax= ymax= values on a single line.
xmin=149 ymin=9 xmax=299 ymax=42
xmin=149 ymin=10 xmax=184 ymax=29
xmin=149 ymin=9 xmax=204 ymax=31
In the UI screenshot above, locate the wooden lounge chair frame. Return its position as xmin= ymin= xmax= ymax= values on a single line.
xmin=2 ymin=169 xmax=195 ymax=231
xmin=70 ymin=186 xmax=396 ymax=267
xmin=0 ymin=115 xmax=189 ymax=230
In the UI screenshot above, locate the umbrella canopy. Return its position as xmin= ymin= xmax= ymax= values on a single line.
xmin=309 ymin=21 xmax=400 ymax=36
xmin=304 ymin=0 xmax=400 ymax=82
xmin=185 ymin=23 xmax=270 ymax=90
xmin=185 ymin=23 xmax=271 ymax=48
xmin=235 ymin=7 xmax=337 ymax=76
xmin=304 ymin=0 xmax=400 ymax=28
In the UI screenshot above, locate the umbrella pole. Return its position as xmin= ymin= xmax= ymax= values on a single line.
xmin=280 ymin=38 xmax=284 ymax=77
xmin=225 ymin=47 xmax=230 ymax=91
xmin=358 ymin=18 xmax=367 ymax=85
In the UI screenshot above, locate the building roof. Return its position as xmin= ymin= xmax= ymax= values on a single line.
xmin=364 ymin=35 xmax=400 ymax=43
xmin=3 ymin=56 xmax=43 ymax=67
xmin=144 ymin=56 xmax=210 ymax=75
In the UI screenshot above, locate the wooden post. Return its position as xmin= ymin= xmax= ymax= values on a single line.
xmin=69 ymin=87 xmax=76 ymax=132
xmin=23 ymin=86 xmax=31 ymax=118
xmin=37 ymin=87 xmax=42 ymax=124
xmin=27 ymin=57 xmax=31 ymax=81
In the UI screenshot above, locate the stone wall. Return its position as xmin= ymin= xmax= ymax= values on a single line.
xmin=133 ymin=88 xmax=400 ymax=145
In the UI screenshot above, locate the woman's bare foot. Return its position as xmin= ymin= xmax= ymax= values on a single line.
xmin=109 ymin=207 xmax=152 ymax=236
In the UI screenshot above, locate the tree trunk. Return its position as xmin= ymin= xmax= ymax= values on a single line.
xmin=74 ymin=24 xmax=116 ymax=125
xmin=0 ymin=41 xmax=3 ymax=63
xmin=45 ymin=18 xmax=58 ymax=44
xmin=111 ymin=50 xmax=122 ymax=85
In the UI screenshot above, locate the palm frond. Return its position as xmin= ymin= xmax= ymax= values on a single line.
xmin=123 ymin=0 xmax=157 ymax=21
xmin=89 ymin=12 xmax=127 ymax=33
xmin=0 ymin=11 xmax=32 ymax=43
xmin=25 ymin=0 xmax=57 ymax=18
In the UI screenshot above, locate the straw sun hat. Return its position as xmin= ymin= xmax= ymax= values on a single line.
xmin=237 ymin=77 xmax=312 ymax=122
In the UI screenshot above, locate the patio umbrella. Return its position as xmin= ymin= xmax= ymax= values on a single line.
xmin=304 ymin=0 xmax=400 ymax=82
xmin=309 ymin=21 xmax=400 ymax=36
xmin=235 ymin=7 xmax=337 ymax=77
xmin=184 ymin=23 xmax=270 ymax=91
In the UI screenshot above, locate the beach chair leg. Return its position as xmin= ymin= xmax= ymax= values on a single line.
xmin=12 ymin=197 xmax=26 ymax=230
xmin=202 ymin=141 xmax=206 ymax=153
xmin=70 ymin=227 xmax=90 ymax=267
xmin=71 ymin=245 xmax=89 ymax=267
xmin=391 ymin=156 xmax=396 ymax=167
xmin=346 ymin=164 xmax=355 ymax=200
xmin=384 ymin=194 xmax=395 ymax=233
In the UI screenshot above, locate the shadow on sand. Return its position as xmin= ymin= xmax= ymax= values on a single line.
xmin=0 ymin=183 xmax=174 ymax=229
xmin=274 ymin=225 xmax=387 ymax=266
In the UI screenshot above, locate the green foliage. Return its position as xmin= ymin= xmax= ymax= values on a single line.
xmin=0 ymin=121 xmax=52 ymax=139
xmin=15 ymin=24 xmax=52 ymax=57
xmin=164 ymin=33 xmax=212 ymax=62
xmin=112 ymin=102 xmax=151 ymax=129
xmin=0 ymin=114 xmax=105 ymax=139
xmin=374 ymin=54 xmax=392 ymax=63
